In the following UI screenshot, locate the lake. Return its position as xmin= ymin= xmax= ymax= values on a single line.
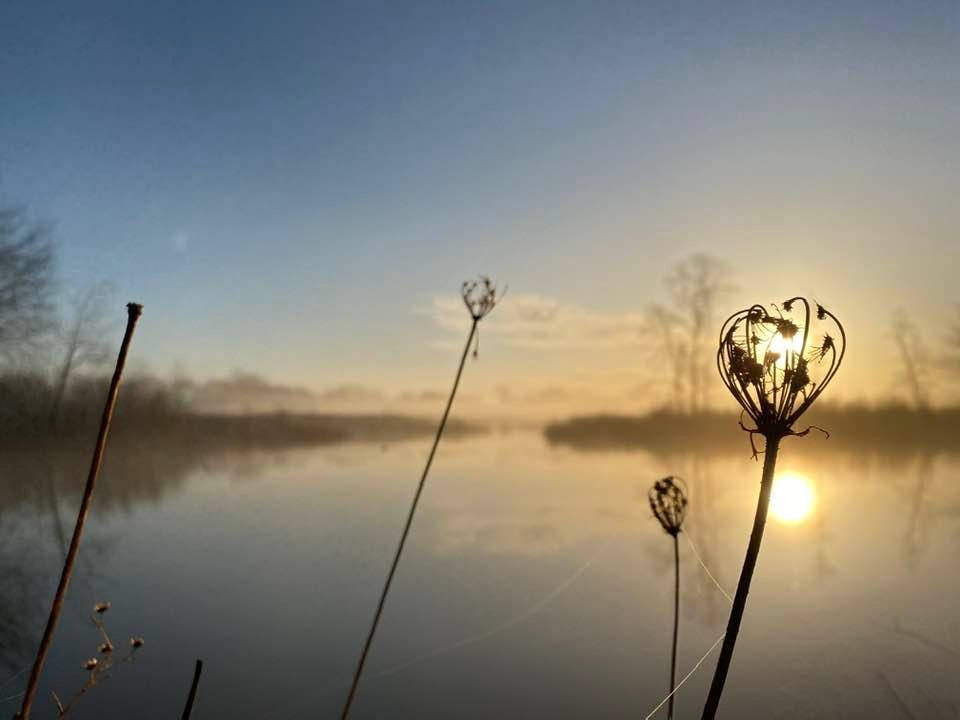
xmin=2 ymin=428 xmax=959 ymax=718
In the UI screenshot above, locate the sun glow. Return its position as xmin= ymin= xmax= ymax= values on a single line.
xmin=767 ymin=330 xmax=805 ymax=367
xmin=770 ymin=472 xmax=816 ymax=525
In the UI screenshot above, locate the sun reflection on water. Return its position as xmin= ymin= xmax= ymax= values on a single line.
xmin=770 ymin=472 xmax=817 ymax=525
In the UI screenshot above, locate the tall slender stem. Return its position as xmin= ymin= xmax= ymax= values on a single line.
xmin=181 ymin=659 xmax=203 ymax=720
xmin=701 ymin=434 xmax=780 ymax=719
xmin=18 ymin=303 xmax=143 ymax=720
xmin=340 ymin=320 xmax=478 ymax=719
xmin=668 ymin=532 xmax=680 ymax=720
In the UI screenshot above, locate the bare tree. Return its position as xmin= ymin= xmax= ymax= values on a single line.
xmin=646 ymin=304 xmax=688 ymax=408
xmin=49 ymin=284 xmax=112 ymax=425
xmin=890 ymin=308 xmax=929 ymax=410
xmin=948 ymin=305 xmax=960 ymax=368
xmin=646 ymin=254 xmax=735 ymax=413
xmin=0 ymin=207 xmax=55 ymax=360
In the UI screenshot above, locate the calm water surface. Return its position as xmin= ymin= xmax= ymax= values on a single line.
xmin=2 ymin=430 xmax=959 ymax=718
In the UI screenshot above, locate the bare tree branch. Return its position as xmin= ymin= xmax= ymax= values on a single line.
xmin=0 ymin=208 xmax=55 ymax=360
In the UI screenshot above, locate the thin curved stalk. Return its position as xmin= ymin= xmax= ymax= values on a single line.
xmin=18 ymin=303 xmax=143 ymax=720
xmin=701 ymin=435 xmax=780 ymax=719
xmin=340 ymin=319 xmax=478 ymax=719
xmin=181 ymin=659 xmax=203 ymax=719
xmin=668 ymin=533 xmax=679 ymax=720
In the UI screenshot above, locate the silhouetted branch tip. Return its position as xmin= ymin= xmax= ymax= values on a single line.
xmin=126 ymin=303 xmax=143 ymax=320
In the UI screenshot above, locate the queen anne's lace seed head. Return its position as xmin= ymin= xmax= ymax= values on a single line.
xmin=461 ymin=276 xmax=501 ymax=321
xmin=717 ymin=297 xmax=845 ymax=448
xmin=648 ymin=476 xmax=688 ymax=536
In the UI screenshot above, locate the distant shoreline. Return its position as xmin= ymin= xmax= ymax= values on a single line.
xmin=543 ymin=405 xmax=960 ymax=455
xmin=0 ymin=410 xmax=485 ymax=450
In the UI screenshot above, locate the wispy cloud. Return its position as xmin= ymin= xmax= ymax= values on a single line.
xmin=422 ymin=292 xmax=647 ymax=351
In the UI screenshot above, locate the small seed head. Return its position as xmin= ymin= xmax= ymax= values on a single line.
xmin=461 ymin=276 xmax=501 ymax=321
xmin=648 ymin=476 xmax=688 ymax=536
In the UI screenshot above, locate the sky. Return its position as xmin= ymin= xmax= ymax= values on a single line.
xmin=2 ymin=1 xmax=959 ymax=415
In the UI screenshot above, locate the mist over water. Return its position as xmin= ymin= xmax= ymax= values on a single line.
xmin=2 ymin=428 xmax=957 ymax=719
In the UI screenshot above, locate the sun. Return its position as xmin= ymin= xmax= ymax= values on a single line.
xmin=769 ymin=472 xmax=816 ymax=525
xmin=766 ymin=330 xmax=805 ymax=369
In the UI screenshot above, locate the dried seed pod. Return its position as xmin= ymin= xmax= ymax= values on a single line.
xmin=461 ymin=276 xmax=501 ymax=321
xmin=461 ymin=275 xmax=503 ymax=358
xmin=717 ymin=297 xmax=845 ymax=449
xmin=648 ymin=476 xmax=688 ymax=536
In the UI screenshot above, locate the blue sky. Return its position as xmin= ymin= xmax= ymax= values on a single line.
xmin=2 ymin=1 xmax=958 ymax=409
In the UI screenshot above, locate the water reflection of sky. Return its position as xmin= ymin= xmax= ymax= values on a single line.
xmin=2 ymin=432 xmax=959 ymax=718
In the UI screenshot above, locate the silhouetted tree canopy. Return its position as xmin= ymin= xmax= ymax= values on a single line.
xmin=0 ymin=207 xmax=54 ymax=358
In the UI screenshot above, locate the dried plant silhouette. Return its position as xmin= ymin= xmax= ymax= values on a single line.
xmin=49 ymin=602 xmax=144 ymax=718
xmin=181 ymin=659 xmax=203 ymax=720
xmin=17 ymin=303 xmax=143 ymax=720
xmin=649 ymin=476 xmax=688 ymax=720
xmin=701 ymin=297 xmax=844 ymax=718
xmin=339 ymin=277 xmax=502 ymax=719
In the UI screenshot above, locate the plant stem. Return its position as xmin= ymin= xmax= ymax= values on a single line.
xmin=181 ymin=659 xmax=203 ymax=720
xmin=17 ymin=303 xmax=143 ymax=720
xmin=340 ymin=319 xmax=478 ymax=719
xmin=668 ymin=532 xmax=680 ymax=720
xmin=701 ymin=434 xmax=780 ymax=719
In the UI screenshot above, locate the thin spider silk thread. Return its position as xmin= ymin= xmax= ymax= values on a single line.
xmin=372 ymin=537 xmax=612 ymax=678
xmin=683 ymin=531 xmax=733 ymax=603
xmin=261 ymin=537 xmax=611 ymax=720
xmin=643 ymin=633 xmax=726 ymax=720
xmin=640 ymin=530 xmax=732 ymax=719
xmin=1 ymin=691 xmax=24 ymax=705
xmin=0 ymin=666 xmax=28 ymax=693
xmin=269 ymin=530 xmax=729 ymax=720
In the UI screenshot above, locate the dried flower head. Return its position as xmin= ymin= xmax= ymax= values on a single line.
xmin=83 ymin=658 xmax=98 ymax=671
xmin=648 ymin=476 xmax=688 ymax=536
xmin=129 ymin=636 xmax=145 ymax=649
xmin=93 ymin=601 xmax=110 ymax=614
xmin=461 ymin=276 xmax=502 ymax=321
xmin=718 ymin=297 xmax=845 ymax=448
xmin=98 ymin=641 xmax=114 ymax=654
xmin=461 ymin=275 xmax=504 ymax=358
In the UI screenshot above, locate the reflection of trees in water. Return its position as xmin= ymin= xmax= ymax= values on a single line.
xmin=0 ymin=433 xmax=283 ymax=682
xmin=0 ymin=511 xmax=44 ymax=675
xmin=901 ymin=453 xmax=935 ymax=567
xmin=812 ymin=479 xmax=837 ymax=584
xmin=681 ymin=453 xmax=728 ymax=628
xmin=897 ymin=453 xmax=960 ymax=568
xmin=0 ymin=438 xmax=127 ymax=680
